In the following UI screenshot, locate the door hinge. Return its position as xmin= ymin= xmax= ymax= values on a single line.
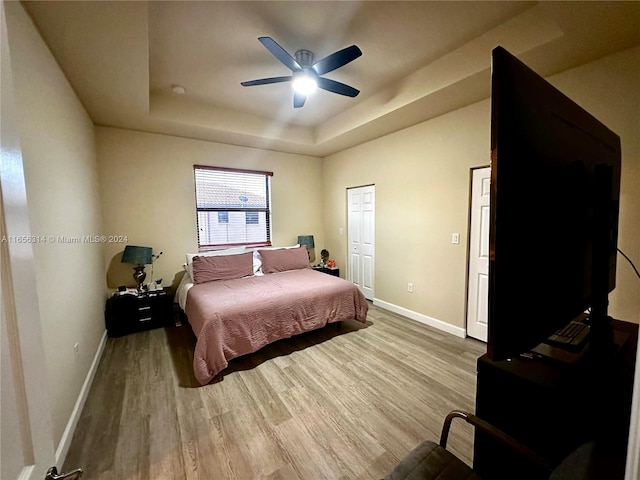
xmin=45 ymin=466 xmax=83 ymax=480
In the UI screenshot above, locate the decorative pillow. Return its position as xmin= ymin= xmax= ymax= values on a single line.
xmin=258 ymin=246 xmax=310 ymax=274
xmin=191 ymin=251 xmax=254 ymax=284
xmin=185 ymin=247 xmax=246 ymax=279
xmin=252 ymin=244 xmax=299 ymax=274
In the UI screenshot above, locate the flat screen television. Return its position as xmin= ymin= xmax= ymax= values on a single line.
xmin=487 ymin=46 xmax=621 ymax=361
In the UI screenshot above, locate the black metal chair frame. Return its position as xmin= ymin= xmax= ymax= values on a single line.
xmin=440 ymin=410 xmax=553 ymax=476
xmin=383 ymin=410 xmax=555 ymax=480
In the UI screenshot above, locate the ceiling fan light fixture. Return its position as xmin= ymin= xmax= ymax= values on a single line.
xmin=292 ymin=72 xmax=317 ymax=95
xmin=241 ymin=37 xmax=361 ymax=107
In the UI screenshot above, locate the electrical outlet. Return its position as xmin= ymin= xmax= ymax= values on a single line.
xmin=73 ymin=342 xmax=80 ymax=356
xmin=407 ymin=282 xmax=414 ymax=293
xmin=452 ymin=233 xmax=460 ymax=244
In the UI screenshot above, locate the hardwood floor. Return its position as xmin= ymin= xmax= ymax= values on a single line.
xmin=63 ymin=303 xmax=486 ymax=480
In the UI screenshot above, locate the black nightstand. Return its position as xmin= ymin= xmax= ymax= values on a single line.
xmin=105 ymin=289 xmax=174 ymax=337
xmin=312 ymin=266 xmax=340 ymax=277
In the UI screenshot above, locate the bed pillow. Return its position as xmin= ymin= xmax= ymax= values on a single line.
xmin=185 ymin=247 xmax=246 ymax=279
xmin=191 ymin=251 xmax=254 ymax=284
xmin=258 ymin=246 xmax=310 ymax=274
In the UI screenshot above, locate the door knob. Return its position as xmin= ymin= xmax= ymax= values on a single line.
xmin=45 ymin=466 xmax=83 ymax=480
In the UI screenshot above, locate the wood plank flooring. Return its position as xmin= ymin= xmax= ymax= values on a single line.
xmin=63 ymin=303 xmax=486 ymax=480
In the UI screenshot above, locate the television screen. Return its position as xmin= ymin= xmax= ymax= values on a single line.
xmin=487 ymin=46 xmax=621 ymax=361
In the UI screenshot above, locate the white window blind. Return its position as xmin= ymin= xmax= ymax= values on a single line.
xmin=194 ymin=166 xmax=273 ymax=249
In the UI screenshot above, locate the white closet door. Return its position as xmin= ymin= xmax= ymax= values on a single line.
xmin=348 ymin=185 xmax=375 ymax=300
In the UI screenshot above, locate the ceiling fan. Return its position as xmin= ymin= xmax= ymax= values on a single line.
xmin=241 ymin=36 xmax=362 ymax=108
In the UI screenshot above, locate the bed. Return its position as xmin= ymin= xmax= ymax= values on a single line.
xmin=176 ymin=245 xmax=368 ymax=385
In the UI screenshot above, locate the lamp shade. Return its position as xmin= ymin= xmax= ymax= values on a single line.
xmin=297 ymin=235 xmax=315 ymax=249
xmin=121 ymin=245 xmax=152 ymax=265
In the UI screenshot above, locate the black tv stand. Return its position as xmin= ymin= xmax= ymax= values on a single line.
xmin=474 ymin=319 xmax=637 ymax=480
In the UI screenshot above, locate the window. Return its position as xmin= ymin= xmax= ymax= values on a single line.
xmin=194 ymin=165 xmax=273 ymax=249
xmin=245 ymin=212 xmax=259 ymax=225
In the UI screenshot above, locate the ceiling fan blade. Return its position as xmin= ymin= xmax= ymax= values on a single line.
xmin=293 ymin=92 xmax=307 ymax=108
xmin=316 ymin=77 xmax=360 ymax=97
xmin=312 ymin=45 xmax=362 ymax=75
xmin=258 ymin=36 xmax=302 ymax=72
xmin=241 ymin=76 xmax=293 ymax=87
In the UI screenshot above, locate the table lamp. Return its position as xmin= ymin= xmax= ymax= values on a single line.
xmin=297 ymin=235 xmax=315 ymax=262
xmin=121 ymin=245 xmax=153 ymax=292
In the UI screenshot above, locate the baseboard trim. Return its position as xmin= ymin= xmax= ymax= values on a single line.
xmin=55 ymin=329 xmax=108 ymax=467
xmin=372 ymin=298 xmax=467 ymax=339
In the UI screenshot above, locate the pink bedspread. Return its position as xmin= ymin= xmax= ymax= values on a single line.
xmin=185 ymin=269 xmax=368 ymax=385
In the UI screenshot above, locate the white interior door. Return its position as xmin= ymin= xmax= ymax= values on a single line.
xmin=348 ymin=185 xmax=375 ymax=300
xmin=1 ymin=3 xmax=56 ymax=478
xmin=466 ymin=167 xmax=491 ymax=341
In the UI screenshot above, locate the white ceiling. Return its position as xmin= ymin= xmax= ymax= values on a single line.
xmin=22 ymin=1 xmax=640 ymax=156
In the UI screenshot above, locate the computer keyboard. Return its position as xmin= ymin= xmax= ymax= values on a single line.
xmin=546 ymin=320 xmax=590 ymax=351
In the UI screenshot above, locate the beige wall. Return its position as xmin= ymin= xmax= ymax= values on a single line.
xmin=324 ymin=102 xmax=488 ymax=329
xmin=323 ymin=46 xmax=640 ymax=330
xmin=96 ymin=128 xmax=324 ymax=289
xmin=6 ymin=0 xmax=107 ymax=450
